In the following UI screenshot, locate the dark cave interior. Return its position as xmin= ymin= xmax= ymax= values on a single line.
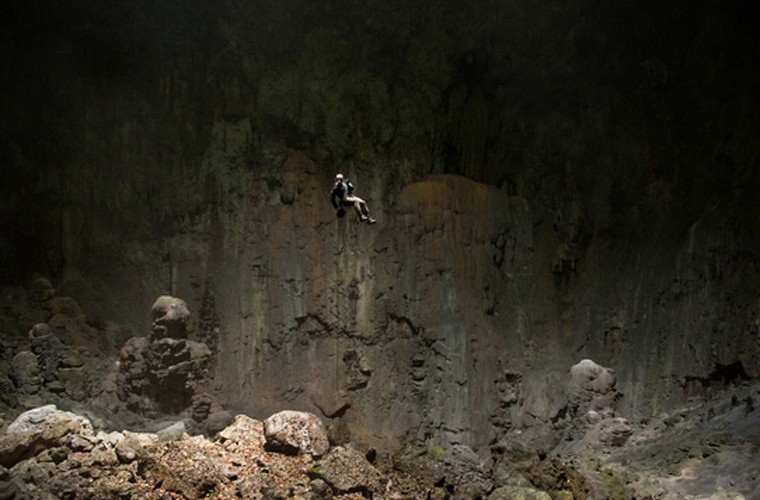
xmin=1 ymin=1 xmax=760 ymax=497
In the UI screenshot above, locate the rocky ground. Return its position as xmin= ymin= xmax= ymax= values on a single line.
xmin=0 ymin=381 xmax=758 ymax=499
xmin=0 ymin=371 xmax=757 ymax=500
xmin=1 ymin=280 xmax=758 ymax=499
xmin=589 ymin=382 xmax=760 ymax=499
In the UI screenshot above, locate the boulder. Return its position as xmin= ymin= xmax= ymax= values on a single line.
xmin=215 ymin=414 xmax=266 ymax=453
xmin=315 ymin=446 xmax=383 ymax=495
xmin=204 ymin=409 xmax=234 ymax=435
xmin=156 ymin=421 xmax=186 ymax=441
xmin=120 ymin=430 xmax=159 ymax=456
xmin=568 ymin=359 xmax=617 ymax=411
xmin=263 ymin=410 xmax=329 ymax=457
xmin=393 ymin=441 xmax=493 ymax=498
xmin=0 ymin=405 xmax=93 ymax=468
xmin=556 ymin=359 xmax=631 ymax=454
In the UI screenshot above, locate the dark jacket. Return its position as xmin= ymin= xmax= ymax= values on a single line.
xmin=331 ymin=180 xmax=354 ymax=208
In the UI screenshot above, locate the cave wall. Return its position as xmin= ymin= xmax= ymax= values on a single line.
xmin=1 ymin=0 xmax=759 ymax=451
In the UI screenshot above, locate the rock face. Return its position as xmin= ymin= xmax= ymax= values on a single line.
xmin=1 ymin=0 xmax=759 ymax=459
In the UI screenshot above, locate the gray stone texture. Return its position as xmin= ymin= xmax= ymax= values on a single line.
xmin=116 ymin=295 xmax=212 ymax=417
xmin=0 ymin=0 xmax=758 ymax=460
xmin=264 ymin=410 xmax=330 ymax=457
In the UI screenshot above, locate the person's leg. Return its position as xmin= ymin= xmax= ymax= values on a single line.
xmin=346 ymin=195 xmax=367 ymax=219
xmin=358 ymin=200 xmax=369 ymax=216
xmin=358 ymin=199 xmax=375 ymax=223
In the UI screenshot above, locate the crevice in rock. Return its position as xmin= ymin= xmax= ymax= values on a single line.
xmin=684 ymin=361 xmax=750 ymax=395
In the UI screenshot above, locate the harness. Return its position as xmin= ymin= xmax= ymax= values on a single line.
xmin=334 ymin=180 xmax=354 ymax=199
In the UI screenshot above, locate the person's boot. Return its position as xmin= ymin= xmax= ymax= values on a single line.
xmin=360 ymin=214 xmax=369 ymax=221
xmin=367 ymin=217 xmax=376 ymax=224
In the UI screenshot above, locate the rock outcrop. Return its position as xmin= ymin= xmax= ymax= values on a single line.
xmin=556 ymin=358 xmax=632 ymax=454
xmin=116 ymin=296 xmax=214 ymax=421
xmin=7 ymin=323 xmax=94 ymax=410
xmin=0 ymin=375 xmax=757 ymax=498
xmin=0 ymin=0 xmax=759 ymax=492
xmin=0 ymin=405 xmax=93 ymax=468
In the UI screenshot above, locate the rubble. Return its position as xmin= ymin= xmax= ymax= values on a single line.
xmin=0 ymin=282 xmax=756 ymax=498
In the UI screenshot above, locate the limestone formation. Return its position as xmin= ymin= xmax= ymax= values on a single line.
xmin=6 ymin=323 xmax=92 ymax=406
xmin=116 ymin=295 xmax=213 ymax=419
xmin=263 ymin=410 xmax=330 ymax=457
xmin=1 ymin=1 xmax=759 ymax=497
xmin=150 ymin=296 xmax=191 ymax=340
xmin=556 ymin=359 xmax=632 ymax=454
xmin=567 ymin=358 xmax=619 ymax=416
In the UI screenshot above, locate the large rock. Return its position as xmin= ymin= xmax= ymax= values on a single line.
xmin=568 ymin=359 xmax=618 ymax=411
xmin=316 ymin=446 xmax=383 ymax=495
xmin=393 ymin=441 xmax=493 ymax=498
xmin=556 ymin=359 xmax=631 ymax=454
xmin=0 ymin=405 xmax=93 ymax=468
xmin=263 ymin=410 xmax=329 ymax=457
xmin=216 ymin=414 xmax=266 ymax=452
xmin=116 ymin=296 xmax=213 ymax=416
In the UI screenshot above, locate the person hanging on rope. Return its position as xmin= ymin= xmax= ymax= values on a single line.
xmin=331 ymin=173 xmax=376 ymax=224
